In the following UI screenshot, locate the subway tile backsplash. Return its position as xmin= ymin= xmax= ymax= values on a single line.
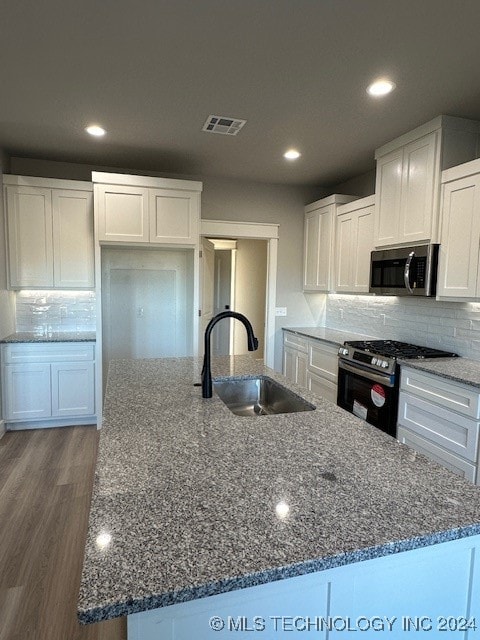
xmin=326 ymin=295 xmax=480 ymax=360
xmin=16 ymin=290 xmax=96 ymax=334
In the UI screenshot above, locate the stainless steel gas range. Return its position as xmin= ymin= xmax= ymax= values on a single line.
xmin=337 ymin=340 xmax=458 ymax=437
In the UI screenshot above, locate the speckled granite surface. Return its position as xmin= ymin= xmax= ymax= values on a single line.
xmin=399 ymin=357 xmax=480 ymax=389
xmin=283 ymin=326 xmax=377 ymax=346
xmin=0 ymin=331 xmax=96 ymax=343
xmin=78 ymin=355 xmax=480 ymax=624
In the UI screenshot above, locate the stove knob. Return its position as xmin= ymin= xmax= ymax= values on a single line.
xmin=381 ymin=361 xmax=389 ymax=368
xmin=371 ymin=357 xmax=377 ymax=365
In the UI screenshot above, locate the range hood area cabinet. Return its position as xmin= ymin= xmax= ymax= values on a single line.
xmin=4 ymin=175 xmax=94 ymax=289
xmin=374 ymin=115 xmax=480 ymax=248
xmin=437 ymin=158 xmax=480 ymax=299
xmin=334 ymin=195 xmax=375 ymax=293
xmin=93 ymin=172 xmax=202 ymax=246
xmin=303 ymin=194 xmax=358 ymax=292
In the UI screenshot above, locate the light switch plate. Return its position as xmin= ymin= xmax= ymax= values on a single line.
xmin=275 ymin=307 xmax=287 ymax=317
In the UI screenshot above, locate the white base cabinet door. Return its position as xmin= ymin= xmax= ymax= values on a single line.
xmin=307 ymin=370 xmax=337 ymax=404
xmin=1 ymin=343 xmax=96 ymax=429
xmin=51 ymin=362 xmax=95 ymax=417
xmin=4 ymin=363 xmax=52 ymax=421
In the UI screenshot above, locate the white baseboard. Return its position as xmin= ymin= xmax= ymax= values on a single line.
xmin=0 ymin=420 xmax=5 ymax=440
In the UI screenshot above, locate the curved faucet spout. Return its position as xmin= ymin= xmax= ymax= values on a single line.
xmin=202 ymin=311 xmax=259 ymax=398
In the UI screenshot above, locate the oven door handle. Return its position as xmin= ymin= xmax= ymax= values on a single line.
xmin=338 ymin=359 xmax=395 ymax=387
xmin=404 ymin=251 xmax=415 ymax=294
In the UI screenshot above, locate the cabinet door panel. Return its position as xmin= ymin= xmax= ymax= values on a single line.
xmin=437 ymin=175 xmax=480 ymax=298
xmin=303 ymin=210 xmax=320 ymax=289
xmin=307 ymin=370 xmax=337 ymax=404
xmin=52 ymin=190 xmax=94 ymax=287
xmin=97 ymin=185 xmax=149 ymax=242
xmin=308 ymin=341 xmax=338 ymax=383
xmin=353 ymin=205 xmax=374 ymax=291
xmin=335 ymin=213 xmax=354 ymax=292
xmin=51 ymin=362 xmax=95 ymax=417
xmin=6 ymin=186 xmax=54 ymax=287
xmin=317 ymin=207 xmax=333 ymax=290
xmin=400 ymin=132 xmax=437 ymax=243
xmin=296 ymin=351 xmax=308 ymax=388
xmin=4 ymin=364 xmax=51 ymax=420
xmin=150 ymin=190 xmax=199 ymax=244
xmin=374 ymin=149 xmax=403 ymax=247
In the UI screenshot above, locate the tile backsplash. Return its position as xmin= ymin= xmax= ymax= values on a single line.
xmin=326 ymin=294 xmax=480 ymax=360
xmin=16 ymin=290 xmax=96 ymax=334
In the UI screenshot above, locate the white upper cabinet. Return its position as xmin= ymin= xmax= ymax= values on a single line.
xmin=94 ymin=172 xmax=202 ymax=246
xmin=374 ymin=116 xmax=480 ymax=248
xmin=437 ymin=159 xmax=480 ymax=299
xmin=303 ymin=194 xmax=358 ymax=292
xmin=96 ymin=184 xmax=150 ymax=243
xmin=4 ymin=176 xmax=94 ymax=289
xmin=335 ymin=195 xmax=375 ymax=293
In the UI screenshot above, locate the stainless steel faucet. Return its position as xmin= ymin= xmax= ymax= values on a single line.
xmin=201 ymin=311 xmax=259 ymax=398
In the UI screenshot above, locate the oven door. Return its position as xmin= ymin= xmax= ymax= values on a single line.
xmin=337 ymin=360 xmax=398 ymax=437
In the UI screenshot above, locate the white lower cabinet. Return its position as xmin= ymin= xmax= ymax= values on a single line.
xmin=282 ymin=331 xmax=338 ymax=403
xmin=1 ymin=343 xmax=96 ymax=429
xmin=398 ymin=366 xmax=480 ymax=483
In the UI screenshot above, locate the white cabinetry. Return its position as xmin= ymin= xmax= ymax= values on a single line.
xmin=4 ymin=176 xmax=94 ymax=289
xmin=374 ymin=116 xmax=480 ymax=248
xmin=437 ymin=158 xmax=480 ymax=299
xmin=1 ymin=342 xmax=96 ymax=429
xmin=282 ymin=331 xmax=338 ymax=403
xmin=303 ymin=194 xmax=358 ymax=291
xmin=94 ymin=172 xmax=202 ymax=246
xmin=335 ymin=195 xmax=375 ymax=293
xmin=282 ymin=332 xmax=308 ymax=387
xmin=397 ymin=366 xmax=480 ymax=483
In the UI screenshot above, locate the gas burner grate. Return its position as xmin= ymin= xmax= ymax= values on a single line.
xmin=345 ymin=340 xmax=458 ymax=360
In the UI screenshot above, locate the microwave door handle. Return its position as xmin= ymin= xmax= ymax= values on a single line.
xmin=404 ymin=251 xmax=415 ymax=294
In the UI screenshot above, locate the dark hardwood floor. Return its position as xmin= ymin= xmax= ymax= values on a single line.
xmin=0 ymin=426 xmax=127 ymax=640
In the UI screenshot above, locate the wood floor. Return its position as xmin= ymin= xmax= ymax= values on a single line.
xmin=0 ymin=426 xmax=127 ymax=640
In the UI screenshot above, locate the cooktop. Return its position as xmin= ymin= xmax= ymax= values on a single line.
xmin=344 ymin=339 xmax=458 ymax=360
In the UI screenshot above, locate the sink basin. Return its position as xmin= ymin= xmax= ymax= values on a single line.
xmin=213 ymin=375 xmax=316 ymax=417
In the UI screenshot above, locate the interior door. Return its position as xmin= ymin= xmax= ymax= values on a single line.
xmin=200 ymin=238 xmax=215 ymax=355
xmin=213 ymin=250 xmax=232 ymax=356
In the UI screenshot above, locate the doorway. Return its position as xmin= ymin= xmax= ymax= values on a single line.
xmin=200 ymin=219 xmax=278 ymax=367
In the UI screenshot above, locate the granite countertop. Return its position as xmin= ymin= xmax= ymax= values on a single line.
xmin=399 ymin=356 xmax=480 ymax=390
xmin=78 ymin=354 xmax=480 ymax=624
xmin=0 ymin=331 xmax=96 ymax=343
xmin=283 ymin=326 xmax=377 ymax=346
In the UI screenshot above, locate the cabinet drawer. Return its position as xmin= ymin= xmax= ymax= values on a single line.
xmin=308 ymin=340 xmax=338 ymax=383
xmin=398 ymin=392 xmax=480 ymax=462
xmin=400 ymin=367 xmax=480 ymax=419
xmin=397 ymin=426 xmax=477 ymax=483
xmin=307 ymin=370 xmax=337 ymax=404
xmin=2 ymin=342 xmax=95 ymax=364
xmin=282 ymin=332 xmax=308 ymax=352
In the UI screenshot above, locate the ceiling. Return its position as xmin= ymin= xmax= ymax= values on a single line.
xmin=2 ymin=0 xmax=480 ymax=187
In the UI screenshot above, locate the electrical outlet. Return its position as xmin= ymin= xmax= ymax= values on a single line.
xmin=275 ymin=307 xmax=287 ymax=317
xmin=339 ymin=309 xmax=344 ymax=320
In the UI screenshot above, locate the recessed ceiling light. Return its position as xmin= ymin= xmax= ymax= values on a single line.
xmin=85 ymin=125 xmax=106 ymax=137
xmin=366 ymin=79 xmax=396 ymax=97
xmin=284 ymin=149 xmax=301 ymax=160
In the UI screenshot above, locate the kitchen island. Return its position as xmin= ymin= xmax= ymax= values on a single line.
xmin=79 ymin=355 xmax=480 ymax=638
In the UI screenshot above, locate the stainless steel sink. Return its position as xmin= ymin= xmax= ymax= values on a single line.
xmin=213 ymin=375 xmax=315 ymax=417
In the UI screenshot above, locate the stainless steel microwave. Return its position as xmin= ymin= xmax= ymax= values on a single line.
xmin=369 ymin=244 xmax=439 ymax=296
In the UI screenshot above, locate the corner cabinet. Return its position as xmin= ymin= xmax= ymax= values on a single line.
xmin=437 ymin=158 xmax=480 ymax=299
xmin=335 ymin=195 xmax=375 ymax=293
xmin=397 ymin=366 xmax=480 ymax=483
xmin=303 ymin=194 xmax=358 ymax=291
xmin=374 ymin=116 xmax=480 ymax=248
xmin=4 ymin=176 xmax=94 ymax=289
xmin=93 ymin=172 xmax=202 ymax=246
xmin=282 ymin=331 xmax=338 ymax=404
xmin=1 ymin=342 xmax=96 ymax=429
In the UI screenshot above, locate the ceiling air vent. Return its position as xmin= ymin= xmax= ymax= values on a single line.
xmin=202 ymin=115 xmax=246 ymax=135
